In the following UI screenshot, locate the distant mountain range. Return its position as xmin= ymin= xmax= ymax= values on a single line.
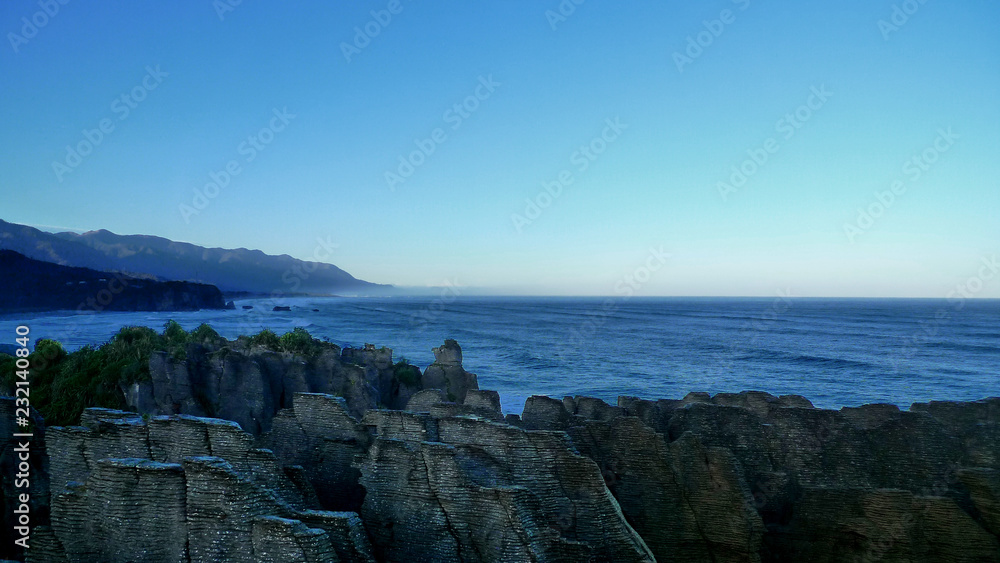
xmin=0 ymin=219 xmax=385 ymax=295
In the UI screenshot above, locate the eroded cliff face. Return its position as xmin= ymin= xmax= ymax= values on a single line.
xmin=0 ymin=249 xmax=229 ymax=313
xmin=571 ymin=392 xmax=1000 ymax=562
xmin=39 ymin=406 xmax=375 ymax=563
xmin=13 ymin=340 xmax=1000 ymax=562
xmin=32 ymin=393 xmax=654 ymax=562
xmin=357 ymin=412 xmax=655 ymax=562
xmin=124 ymin=338 xmax=478 ymax=434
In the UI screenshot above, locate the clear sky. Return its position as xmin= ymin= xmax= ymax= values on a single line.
xmin=1 ymin=1 xmax=998 ymax=297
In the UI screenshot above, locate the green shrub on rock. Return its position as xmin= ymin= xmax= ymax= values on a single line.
xmin=102 ymin=326 xmax=160 ymax=381
xmin=248 ymin=329 xmax=281 ymax=350
xmin=0 ymin=323 xmax=343 ymax=426
xmin=279 ymin=327 xmax=319 ymax=355
xmin=393 ymin=358 xmax=421 ymax=387
xmin=2 ymin=322 xmax=207 ymax=425
xmin=190 ymin=323 xmax=222 ymax=344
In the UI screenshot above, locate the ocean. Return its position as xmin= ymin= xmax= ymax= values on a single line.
xmin=2 ymin=296 xmax=997 ymax=414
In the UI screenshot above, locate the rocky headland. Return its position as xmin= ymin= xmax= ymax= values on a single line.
xmin=0 ymin=250 xmax=228 ymax=313
xmin=0 ymin=219 xmax=384 ymax=295
xmin=0 ymin=331 xmax=997 ymax=562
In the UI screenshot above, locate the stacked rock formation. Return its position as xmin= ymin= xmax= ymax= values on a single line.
xmin=357 ymin=405 xmax=654 ymax=561
xmin=420 ymin=339 xmax=478 ymax=403
xmin=39 ymin=405 xmax=376 ymax=563
xmin=123 ymin=337 xmax=476 ymax=433
xmin=7 ymin=339 xmax=1000 ymax=561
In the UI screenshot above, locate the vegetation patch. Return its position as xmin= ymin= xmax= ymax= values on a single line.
xmin=247 ymin=329 xmax=281 ymax=351
xmin=279 ymin=327 xmax=325 ymax=356
xmin=0 ymin=322 xmax=332 ymax=426
xmin=393 ymin=358 xmax=422 ymax=387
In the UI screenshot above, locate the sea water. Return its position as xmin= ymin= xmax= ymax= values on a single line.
xmin=2 ymin=297 xmax=997 ymax=414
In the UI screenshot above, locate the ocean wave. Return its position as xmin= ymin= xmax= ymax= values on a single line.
xmin=923 ymin=341 xmax=1000 ymax=354
xmin=736 ymin=348 xmax=877 ymax=370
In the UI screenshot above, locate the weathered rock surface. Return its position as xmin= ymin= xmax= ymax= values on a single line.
xmin=610 ymin=393 xmax=1000 ymax=561
xmin=358 ymin=415 xmax=655 ymax=562
xmin=51 ymin=459 xmax=188 ymax=562
xmin=37 ymin=407 xmax=376 ymax=563
xmin=125 ymin=338 xmax=475 ymax=434
xmin=404 ymin=388 xmax=448 ymax=413
xmin=11 ymin=338 xmax=1000 ymax=562
xmin=513 ymin=391 xmax=1000 ymax=561
xmin=958 ymin=468 xmax=1000 ymax=537
xmin=251 ymin=516 xmax=338 ymax=563
xmin=420 ymin=339 xmax=478 ymax=403
xmin=764 ymin=487 xmax=999 ymax=562
xmin=566 ymin=415 xmax=764 ymax=562
xmin=265 ymin=393 xmax=371 ymax=512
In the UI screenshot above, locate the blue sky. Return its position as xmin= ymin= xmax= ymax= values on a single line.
xmin=1 ymin=0 xmax=998 ymax=297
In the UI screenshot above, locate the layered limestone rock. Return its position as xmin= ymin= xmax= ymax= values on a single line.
xmin=13 ymin=335 xmax=1000 ymax=562
xmin=520 ymin=395 xmax=574 ymax=430
xmin=184 ymin=456 xmax=298 ymax=562
xmin=462 ymin=390 xmax=503 ymax=420
xmin=958 ymin=468 xmax=1000 ymax=537
xmin=40 ymin=407 xmax=376 ymax=563
xmin=297 ymin=510 xmax=378 ymax=563
xmin=186 ymin=456 xmax=374 ymax=562
xmin=35 ymin=386 xmax=1000 ymax=562
xmin=764 ymin=487 xmax=1000 ymax=561
xmin=125 ymin=339 xmax=475 ymax=433
xmin=404 ymin=388 xmax=448 ymax=413
xmin=51 ymin=459 xmax=188 ymax=562
xmin=47 ymin=409 xmax=308 ymax=504
xmin=44 ymin=453 xmax=375 ymax=563
xmin=514 ymin=390 xmax=1000 ymax=561
xmin=265 ymin=393 xmax=371 ymax=512
xmin=251 ymin=516 xmax=338 ymax=563
xmin=911 ymin=398 xmax=1000 ymax=469
xmin=342 ymin=343 xmax=421 ymax=411
xmin=520 ymin=394 xmax=764 ymax=561
xmin=566 ymin=415 xmax=764 ymax=562
xmin=611 ymin=391 xmax=1000 ymax=561
xmin=358 ymin=411 xmax=655 ymax=562
xmin=404 ymin=388 xmax=504 ymax=422
xmin=420 ymin=339 xmax=478 ymax=403
xmin=131 ymin=343 xmax=346 ymax=433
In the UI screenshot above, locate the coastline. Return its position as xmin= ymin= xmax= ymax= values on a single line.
xmin=1 ymin=326 xmax=999 ymax=560
xmin=2 ymin=297 xmax=998 ymax=414
xmin=3 ymin=378 xmax=998 ymax=559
